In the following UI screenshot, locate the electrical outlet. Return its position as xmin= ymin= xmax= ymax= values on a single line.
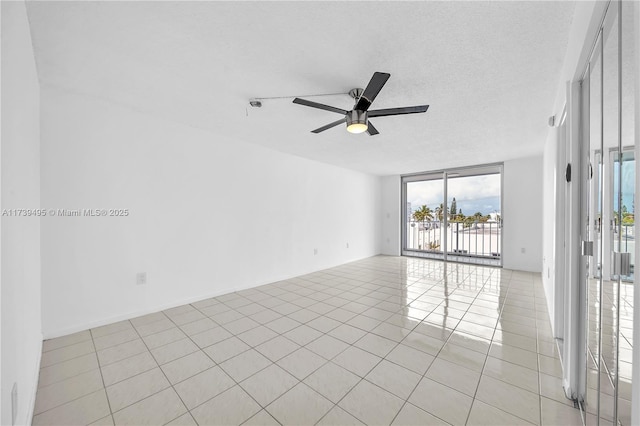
xmin=136 ymin=272 xmax=147 ymax=285
xmin=313 ymin=248 xmax=318 ymax=255
xmin=12 ymin=382 xmax=17 ymax=426
xmin=346 ymin=243 xmax=349 ymax=248
xmin=521 ymin=248 xmax=526 ymax=254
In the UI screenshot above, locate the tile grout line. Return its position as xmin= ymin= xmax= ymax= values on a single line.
xmin=36 ymin=352 xmax=100 ymax=390
xmin=385 ymin=265 xmax=495 ymax=423
xmin=468 ymin=275 xmax=549 ymax=426
xmin=199 ymin=271 xmax=411 ymax=424
xmin=40 ymin=334 xmax=94 ymax=355
xmin=90 ymin=327 xmax=114 ymax=423
xmin=125 ymin=311 xmax=205 ymax=425
xmin=38 ymin=323 xmax=178 ymax=405
xmin=313 ymin=329 xmax=407 ymax=425
xmin=320 ymin=266 xmax=491 ymax=425
xmin=37 ymin=259 xmax=561 ymax=426
xmin=165 ymin=302 xmax=294 ymax=425
xmin=365 ymin=282 xmax=448 ymax=425
xmin=41 ymin=309 xmax=222 ymax=375
xmin=473 ymin=276 xmax=547 ymax=425
xmin=449 ymin=268 xmax=507 ymax=424
xmin=31 ymin=333 xmax=109 ymax=422
xmin=399 ymin=267 xmax=504 ymax=426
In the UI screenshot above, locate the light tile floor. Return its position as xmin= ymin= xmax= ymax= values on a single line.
xmin=33 ymin=256 xmax=582 ymax=425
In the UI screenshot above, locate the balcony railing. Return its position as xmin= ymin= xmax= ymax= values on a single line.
xmin=586 ymin=223 xmax=635 ymax=280
xmin=618 ymin=224 xmax=635 ymax=278
xmin=618 ymin=223 xmax=635 ymax=253
xmin=406 ymin=220 xmax=501 ymax=259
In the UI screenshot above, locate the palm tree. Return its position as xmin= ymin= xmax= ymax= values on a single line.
xmin=412 ymin=205 xmax=433 ymax=224
xmin=412 ymin=205 xmax=433 ymax=250
xmin=435 ymin=204 xmax=446 ymax=222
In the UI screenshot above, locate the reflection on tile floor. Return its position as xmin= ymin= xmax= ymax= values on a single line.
xmin=586 ymin=277 xmax=634 ymax=425
xmin=34 ymin=256 xmax=582 ymax=425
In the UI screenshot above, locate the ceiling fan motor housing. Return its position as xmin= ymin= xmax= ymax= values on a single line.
xmin=346 ymin=110 xmax=367 ymax=127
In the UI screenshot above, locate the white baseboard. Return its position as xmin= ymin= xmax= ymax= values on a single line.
xmin=43 ymin=280 xmax=264 ymax=340
xmin=43 ymin=253 xmax=381 ymax=340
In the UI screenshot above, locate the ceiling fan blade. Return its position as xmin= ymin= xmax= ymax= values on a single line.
xmin=293 ymin=98 xmax=348 ymax=115
xmin=366 ymin=121 xmax=380 ymax=136
xmin=355 ymin=72 xmax=391 ymax=111
xmin=368 ymin=105 xmax=430 ymax=117
xmin=311 ymin=118 xmax=346 ymax=133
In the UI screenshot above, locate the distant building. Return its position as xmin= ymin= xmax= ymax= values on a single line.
xmin=407 ymin=202 xmax=412 ymax=222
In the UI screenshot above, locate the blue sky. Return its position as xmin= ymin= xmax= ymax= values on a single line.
xmin=613 ymin=157 xmax=635 ymax=213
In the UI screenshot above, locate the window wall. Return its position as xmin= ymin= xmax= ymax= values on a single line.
xmin=402 ymin=164 xmax=502 ymax=266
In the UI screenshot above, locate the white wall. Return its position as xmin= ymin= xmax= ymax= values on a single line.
xmin=548 ymin=1 xmax=609 ymax=116
xmin=502 ymin=156 xmax=543 ymax=272
xmin=1 ymin=2 xmax=43 ymax=425
xmin=40 ymin=88 xmax=382 ymax=338
xmin=542 ymin=127 xmax=559 ymax=330
xmin=380 ymin=176 xmax=400 ymax=256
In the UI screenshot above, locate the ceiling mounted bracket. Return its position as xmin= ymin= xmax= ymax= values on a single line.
xmin=248 ymin=91 xmax=351 ymax=108
xmin=348 ymin=88 xmax=364 ymax=100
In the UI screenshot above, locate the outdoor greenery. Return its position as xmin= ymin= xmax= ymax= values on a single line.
xmin=450 ymin=198 xmax=458 ymax=217
xmin=620 ymin=205 xmax=635 ymax=225
xmin=610 ymin=205 xmax=635 ymax=226
xmin=410 ymin=200 xmax=499 ymax=252
xmin=412 ymin=201 xmax=494 ymax=228
xmin=412 ymin=205 xmax=433 ymax=223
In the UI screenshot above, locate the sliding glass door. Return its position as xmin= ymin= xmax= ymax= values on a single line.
xmin=404 ymin=174 xmax=445 ymax=254
xmin=402 ymin=164 xmax=502 ymax=266
xmin=577 ymin=1 xmax=636 ymax=423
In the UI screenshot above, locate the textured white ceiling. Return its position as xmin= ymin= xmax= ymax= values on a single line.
xmin=26 ymin=1 xmax=575 ymax=176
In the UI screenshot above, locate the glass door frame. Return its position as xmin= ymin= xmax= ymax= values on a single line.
xmin=400 ymin=163 xmax=504 ymax=267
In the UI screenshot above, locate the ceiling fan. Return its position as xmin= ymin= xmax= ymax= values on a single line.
xmin=293 ymin=72 xmax=429 ymax=136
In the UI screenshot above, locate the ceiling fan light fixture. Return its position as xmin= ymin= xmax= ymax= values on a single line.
xmin=347 ymin=123 xmax=368 ymax=134
xmin=346 ymin=110 xmax=368 ymax=134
